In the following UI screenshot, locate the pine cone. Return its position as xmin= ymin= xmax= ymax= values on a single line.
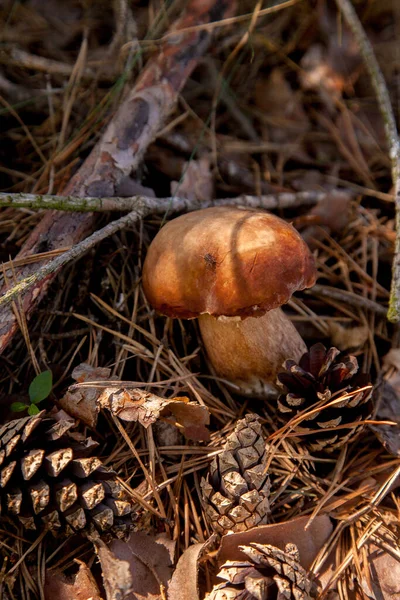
xmin=201 ymin=414 xmax=270 ymax=535
xmin=0 ymin=410 xmax=134 ymax=536
xmin=277 ymin=343 xmax=373 ymax=453
xmin=206 ymin=543 xmax=315 ymax=600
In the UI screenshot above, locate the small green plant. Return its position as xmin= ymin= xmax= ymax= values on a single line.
xmin=11 ymin=370 xmax=53 ymax=415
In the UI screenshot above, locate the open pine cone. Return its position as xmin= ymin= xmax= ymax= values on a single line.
xmin=277 ymin=343 xmax=373 ymax=453
xmin=206 ymin=542 xmax=315 ymax=600
xmin=0 ymin=410 xmax=134 ymax=536
xmin=201 ymin=414 xmax=270 ymax=535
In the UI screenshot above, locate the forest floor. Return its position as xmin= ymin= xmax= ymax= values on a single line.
xmin=0 ymin=1 xmax=400 ymax=599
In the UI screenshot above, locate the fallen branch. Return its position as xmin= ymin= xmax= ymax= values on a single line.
xmin=0 ymin=191 xmax=352 ymax=311
xmin=335 ymin=0 xmax=400 ymax=322
xmin=0 ymin=0 xmax=236 ymax=355
xmin=0 ymin=190 xmax=345 ymax=213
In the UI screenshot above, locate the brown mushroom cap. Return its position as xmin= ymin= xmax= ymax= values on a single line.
xmin=142 ymin=207 xmax=316 ymax=318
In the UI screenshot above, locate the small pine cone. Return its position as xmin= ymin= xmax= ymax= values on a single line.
xmin=277 ymin=343 xmax=373 ymax=453
xmin=206 ymin=543 xmax=315 ymax=600
xmin=201 ymin=414 xmax=270 ymax=535
xmin=0 ymin=411 xmax=134 ymax=536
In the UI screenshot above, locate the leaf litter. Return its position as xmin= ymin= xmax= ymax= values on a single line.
xmin=0 ymin=0 xmax=400 ymax=599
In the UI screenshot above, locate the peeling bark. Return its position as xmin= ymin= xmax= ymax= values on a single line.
xmin=0 ymin=0 xmax=236 ymax=355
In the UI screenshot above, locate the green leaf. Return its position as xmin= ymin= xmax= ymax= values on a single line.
xmin=29 ymin=370 xmax=53 ymax=404
xmin=10 ymin=402 xmax=28 ymax=413
xmin=28 ymin=404 xmax=40 ymax=416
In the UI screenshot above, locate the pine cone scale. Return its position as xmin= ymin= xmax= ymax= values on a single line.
xmin=277 ymin=343 xmax=373 ymax=453
xmin=0 ymin=411 xmax=135 ymax=536
xmin=202 ymin=414 xmax=270 ymax=535
xmin=206 ymin=543 xmax=315 ymax=600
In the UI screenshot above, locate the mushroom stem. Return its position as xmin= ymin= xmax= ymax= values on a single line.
xmin=198 ymin=308 xmax=307 ymax=397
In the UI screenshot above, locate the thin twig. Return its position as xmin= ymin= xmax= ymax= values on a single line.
xmin=335 ymin=0 xmax=400 ymax=322
xmin=0 ymin=191 xmax=352 ymax=310
xmin=0 ymin=190 xmax=346 ymax=213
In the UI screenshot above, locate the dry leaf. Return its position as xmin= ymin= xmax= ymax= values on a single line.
xmin=96 ymin=533 xmax=175 ymax=600
xmin=254 ymin=68 xmax=309 ymax=143
xmin=98 ymin=388 xmax=210 ymax=441
xmin=299 ymin=193 xmax=353 ymax=249
xmin=217 ymin=515 xmax=333 ymax=570
xmin=170 ymin=156 xmax=214 ymax=203
xmin=300 ymin=1 xmax=362 ymax=108
xmin=328 ymin=322 xmax=369 ymax=351
xmin=360 ymin=544 xmax=400 ymax=600
xmin=61 ymin=365 xmax=210 ymax=441
xmin=59 ymin=364 xmax=115 ymax=428
xmin=370 ymin=382 xmax=400 ymax=456
xmin=94 ymin=538 xmax=133 ymax=600
xmin=167 ymin=536 xmax=216 ymax=600
xmin=44 ymin=560 xmax=102 ymax=600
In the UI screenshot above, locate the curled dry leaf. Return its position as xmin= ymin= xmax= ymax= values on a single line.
xmin=44 ymin=560 xmax=102 ymax=600
xmin=217 ymin=515 xmax=333 ymax=570
xmin=98 ymin=388 xmax=210 ymax=442
xmin=167 ymin=535 xmax=217 ymax=600
xmin=96 ymin=533 xmax=175 ymax=600
xmin=60 ymin=363 xmax=210 ymax=440
xmin=59 ymin=363 xmax=115 ymax=428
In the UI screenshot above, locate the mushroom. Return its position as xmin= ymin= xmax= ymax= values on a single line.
xmin=142 ymin=207 xmax=316 ymax=396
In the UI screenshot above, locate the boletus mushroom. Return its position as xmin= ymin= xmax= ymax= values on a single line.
xmin=142 ymin=207 xmax=316 ymax=396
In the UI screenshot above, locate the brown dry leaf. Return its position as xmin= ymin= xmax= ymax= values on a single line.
xmin=370 ymin=382 xmax=400 ymax=456
xmin=94 ymin=539 xmax=133 ymax=600
xmin=217 ymin=515 xmax=333 ymax=569
xmin=300 ymin=1 xmax=362 ymax=108
xmin=327 ymin=322 xmax=369 ymax=351
xmin=360 ymin=544 xmax=400 ymax=600
xmin=299 ymin=193 xmax=353 ymax=248
xmin=59 ymin=363 xmax=115 ymax=428
xmin=98 ymin=388 xmax=210 ymax=441
xmin=254 ymin=68 xmax=309 ymax=143
xmin=44 ymin=560 xmax=102 ymax=600
xmin=383 ymin=349 xmax=400 ymax=396
xmin=167 ymin=536 xmax=216 ymax=600
xmin=384 ymin=348 xmax=400 ymax=371
xmin=170 ymin=155 xmax=214 ymax=203
xmin=96 ymin=533 xmax=175 ymax=600
xmin=300 ymin=44 xmax=344 ymax=108
xmin=94 ymin=532 xmax=175 ymax=600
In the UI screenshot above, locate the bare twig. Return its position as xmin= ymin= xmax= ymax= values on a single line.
xmin=335 ymin=0 xmax=400 ymax=322
xmin=0 ymin=190 xmax=347 ymax=213
xmin=0 ymin=191 xmax=353 ymax=311
xmin=0 ymin=0 xmax=236 ymax=355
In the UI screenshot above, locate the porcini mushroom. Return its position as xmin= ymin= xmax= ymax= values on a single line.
xmin=142 ymin=207 xmax=316 ymax=396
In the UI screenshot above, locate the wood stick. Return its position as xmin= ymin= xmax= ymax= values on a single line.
xmin=0 ymin=192 xmax=353 ymax=311
xmin=0 ymin=190 xmax=346 ymax=213
xmin=0 ymin=0 xmax=236 ymax=355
